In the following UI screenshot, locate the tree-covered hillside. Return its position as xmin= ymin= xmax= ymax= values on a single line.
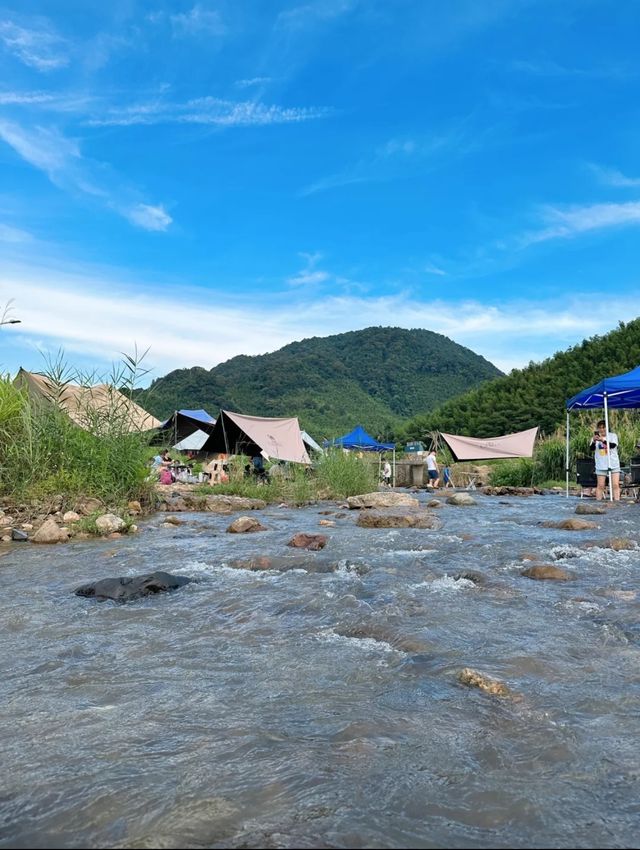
xmin=139 ymin=327 xmax=502 ymax=439
xmin=398 ymin=319 xmax=640 ymax=441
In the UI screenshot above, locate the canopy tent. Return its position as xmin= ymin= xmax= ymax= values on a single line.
xmin=173 ymin=429 xmax=210 ymax=452
xmin=14 ymin=368 xmax=160 ymax=433
xmin=200 ymin=410 xmax=311 ymax=464
xmin=160 ymin=409 xmax=216 ymax=445
xmin=565 ymin=364 xmax=640 ymax=500
xmin=440 ymin=427 xmax=539 ymax=462
xmin=325 ymin=425 xmax=396 ymax=486
xmin=324 ymin=425 xmax=395 ymax=452
xmin=301 ymin=430 xmax=323 ymax=454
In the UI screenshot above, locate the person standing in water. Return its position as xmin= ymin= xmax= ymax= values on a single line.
xmin=590 ymin=419 xmax=620 ymax=501
xmin=426 ymin=450 xmax=440 ymax=489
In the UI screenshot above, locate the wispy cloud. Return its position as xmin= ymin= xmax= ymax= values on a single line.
xmin=169 ymin=4 xmax=226 ymax=36
xmin=0 ymin=16 xmax=68 ymax=72
xmin=589 ymin=164 xmax=640 ymax=188
xmin=0 ymin=120 xmax=171 ymax=232
xmin=235 ymin=77 xmax=273 ymax=89
xmin=4 ymin=260 xmax=640 ymax=375
xmin=520 ymin=201 xmax=640 ymax=247
xmin=277 ymin=0 xmax=359 ymax=30
xmin=85 ymin=95 xmax=329 ymax=128
xmin=287 ymin=251 xmax=331 ymax=287
xmin=424 ymin=264 xmax=447 ymax=276
xmin=0 ymin=222 xmax=32 ymax=243
xmin=511 ymin=59 xmax=633 ymax=80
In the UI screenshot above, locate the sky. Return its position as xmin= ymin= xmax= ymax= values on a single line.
xmin=1 ymin=0 xmax=640 ymax=383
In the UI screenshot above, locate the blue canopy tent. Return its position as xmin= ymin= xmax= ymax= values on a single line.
xmin=565 ymin=365 xmax=640 ymax=500
xmin=325 ymin=425 xmax=396 ymax=485
xmin=160 ymin=409 xmax=217 ymax=448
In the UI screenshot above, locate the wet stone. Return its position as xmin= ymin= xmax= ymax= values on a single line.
xmin=287 ymin=533 xmax=328 ymax=550
xmin=521 ymin=565 xmax=573 ymax=581
xmin=74 ymin=571 xmax=192 ymax=602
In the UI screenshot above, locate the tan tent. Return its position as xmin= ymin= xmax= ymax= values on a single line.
xmin=201 ymin=410 xmax=311 ymax=464
xmin=440 ymin=427 xmax=539 ymax=461
xmin=14 ymin=368 xmax=160 ymax=433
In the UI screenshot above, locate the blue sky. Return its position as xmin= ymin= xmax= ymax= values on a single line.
xmin=1 ymin=0 xmax=640 ymax=382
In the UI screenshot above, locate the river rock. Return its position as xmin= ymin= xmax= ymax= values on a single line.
xmin=205 ymin=495 xmax=266 ymax=513
xmin=447 ymin=493 xmax=477 ymax=506
xmin=163 ymin=515 xmax=183 ymax=526
xmin=77 ymin=497 xmax=103 ymax=516
xmin=227 ymin=516 xmax=267 ymax=533
xmin=287 ymin=533 xmax=328 ymax=550
xmin=357 ymin=512 xmax=441 ymax=529
xmin=521 ymin=565 xmax=573 ymax=581
xmin=575 ymin=503 xmax=606 ymax=515
xmin=458 ymin=667 xmax=512 ymax=697
xmin=160 ymin=496 xmax=189 ymax=512
xmin=127 ymin=500 xmax=142 ymax=515
xmin=62 ymin=511 xmax=81 ymax=523
xmin=480 ymin=486 xmax=543 ymax=496
xmin=427 ymin=499 xmax=443 ymax=508
xmin=454 ymin=570 xmax=487 ymax=585
xmin=32 ymin=518 xmax=69 ymax=544
xmin=599 ymin=537 xmax=637 ymax=551
xmin=11 ymin=528 xmax=28 ymax=542
xmin=542 ymin=518 xmax=598 ymax=530
xmin=347 ymin=492 xmax=419 ymax=510
xmin=95 ymin=514 xmax=126 ymax=535
xmin=319 ymin=519 xmax=336 ymax=527
xmin=74 ymin=571 xmax=192 ymax=602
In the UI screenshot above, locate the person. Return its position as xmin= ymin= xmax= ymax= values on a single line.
xmin=382 ymin=458 xmax=392 ymax=487
xmin=590 ymin=419 xmax=620 ymax=501
xmin=443 ymin=465 xmax=453 ymax=489
xmin=426 ymin=450 xmax=440 ymax=489
xmin=251 ymin=454 xmax=268 ymax=482
xmin=151 ymin=449 xmax=172 ymax=474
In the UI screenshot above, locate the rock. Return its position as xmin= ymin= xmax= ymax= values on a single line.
xmin=427 ymin=499 xmax=442 ymax=508
xmin=520 ymin=551 xmax=540 ymax=562
xmin=204 ymin=495 xmax=266 ymax=513
xmin=95 ymin=514 xmax=126 ymax=535
xmin=159 ymin=497 xmax=189 ymax=512
xmin=334 ymin=513 xmax=347 ymax=519
xmin=575 ymin=503 xmax=606 ymax=515
xmin=319 ymin=519 xmax=336 ymax=527
xmin=74 ymin=571 xmax=192 ymax=602
xmin=453 ymin=570 xmax=486 ymax=585
xmin=521 ymin=565 xmax=573 ymax=581
xmin=32 ymin=518 xmax=69 ymax=544
xmin=21 ymin=523 xmax=33 ymax=531
xmin=108 ymin=532 xmax=122 ymax=539
xmin=542 ymin=518 xmax=598 ymax=530
xmin=129 ymin=524 xmax=138 ymax=533
xmin=480 ymin=486 xmax=543 ymax=496
xmin=227 ymin=516 xmax=268 ymax=533
xmin=128 ymin=500 xmax=142 ymax=514
xmin=77 ymin=497 xmax=103 ymax=516
xmin=458 ymin=668 xmax=512 ymax=697
xmin=447 ymin=493 xmax=477 ymax=506
xmin=287 ymin=533 xmax=328 ymax=550
xmin=62 ymin=511 xmax=81 ymax=523
xmin=601 ymin=537 xmax=637 ymax=551
xmin=357 ymin=512 xmax=442 ymax=529
xmin=163 ymin=515 xmax=183 ymax=526
xmin=11 ymin=528 xmax=28 ymax=542
xmin=347 ymin=492 xmax=419 ymax=510
xmin=1 ymin=534 xmax=10 ymax=542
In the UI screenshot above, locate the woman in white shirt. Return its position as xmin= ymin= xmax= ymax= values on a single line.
xmin=590 ymin=419 xmax=620 ymax=501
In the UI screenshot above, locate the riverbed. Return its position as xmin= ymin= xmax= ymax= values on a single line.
xmin=1 ymin=493 xmax=639 ymax=849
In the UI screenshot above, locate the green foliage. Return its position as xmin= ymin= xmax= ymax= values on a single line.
xmin=0 ymin=354 xmax=154 ymax=507
xmin=489 ymin=458 xmax=536 ymax=487
xmin=138 ymin=327 xmax=502 ymax=439
xmin=399 ymin=319 xmax=640 ymax=440
xmin=314 ymin=449 xmax=378 ymax=498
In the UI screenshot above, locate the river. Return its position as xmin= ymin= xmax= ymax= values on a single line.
xmin=1 ymin=493 xmax=639 ymax=848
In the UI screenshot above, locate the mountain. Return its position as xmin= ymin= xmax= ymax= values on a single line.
xmin=139 ymin=327 xmax=502 ymax=439
xmin=398 ymin=319 xmax=640 ymax=441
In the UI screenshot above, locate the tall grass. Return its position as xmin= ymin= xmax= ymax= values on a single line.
xmin=0 ymin=351 xmax=154 ymax=507
xmin=314 ymin=449 xmax=378 ymax=498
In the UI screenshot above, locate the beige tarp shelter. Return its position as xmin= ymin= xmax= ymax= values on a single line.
xmin=14 ymin=368 xmax=160 ymax=433
xmin=201 ymin=410 xmax=311 ymax=464
xmin=440 ymin=427 xmax=539 ymax=461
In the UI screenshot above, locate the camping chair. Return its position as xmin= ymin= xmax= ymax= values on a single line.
xmin=576 ymin=457 xmax=597 ymax=498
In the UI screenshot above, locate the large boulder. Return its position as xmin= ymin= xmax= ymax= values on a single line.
xmin=458 ymin=668 xmax=512 ymax=697
xmin=542 ymin=518 xmax=598 ymax=530
xmin=347 ymin=492 xmax=419 ymax=510
xmin=63 ymin=511 xmax=81 ymax=524
xmin=521 ymin=565 xmax=573 ymax=581
xmin=575 ymin=503 xmax=606 ymax=515
xmin=287 ymin=533 xmax=328 ymax=550
xmin=11 ymin=528 xmax=28 ymax=542
xmin=447 ymin=493 xmax=477 ymax=506
xmin=77 ymin=497 xmax=103 ymax=516
xmin=32 ymin=517 xmax=69 ymax=544
xmin=95 ymin=514 xmax=126 ymax=535
xmin=357 ymin=512 xmax=441 ymax=529
xmin=75 ymin=571 xmax=192 ymax=602
xmin=227 ymin=516 xmax=267 ymax=533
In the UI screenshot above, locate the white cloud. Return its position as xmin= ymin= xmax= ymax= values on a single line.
xmin=86 ymin=96 xmax=329 ymax=128
xmin=0 ymin=222 xmax=32 ymax=242
xmin=424 ymin=264 xmax=447 ymax=276
xmin=521 ymin=201 xmax=640 ymax=247
xmin=277 ymin=0 xmax=359 ymax=29
xmin=169 ymin=4 xmax=226 ymax=36
xmin=0 ymin=119 xmax=171 ymax=232
xmin=125 ymin=203 xmax=173 ymax=232
xmin=0 ymin=17 xmax=68 ymax=71
xmin=590 ymin=164 xmax=640 ymax=188
xmin=287 ymin=251 xmax=331 ymax=287
xmin=4 ymin=260 xmax=640 ymax=377
xmin=235 ymin=77 xmax=273 ymax=88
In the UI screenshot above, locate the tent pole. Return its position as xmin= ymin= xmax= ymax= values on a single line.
xmin=604 ymin=393 xmax=613 ymax=502
xmin=565 ymin=410 xmax=570 ymax=499
xmin=393 ymin=448 xmax=396 ymax=488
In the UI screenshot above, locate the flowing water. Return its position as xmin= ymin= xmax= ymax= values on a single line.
xmin=1 ymin=494 xmax=640 ymax=849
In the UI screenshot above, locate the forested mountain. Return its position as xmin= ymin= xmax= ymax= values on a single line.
xmin=139 ymin=327 xmax=502 ymax=439
xmin=398 ymin=319 xmax=640 ymax=441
